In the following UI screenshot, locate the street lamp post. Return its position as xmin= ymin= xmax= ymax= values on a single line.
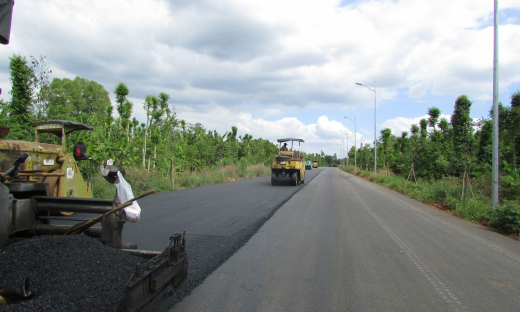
xmin=491 ymin=0 xmax=499 ymax=208
xmin=342 ymin=139 xmax=345 ymax=166
xmin=336 ymin=143 xmax=343 ymax=167
xmin=341 ymin=130 xmax=349 ymax=167
xmin=356 ymin=81 xmax=377 ymax=173
xmin=344 ymin=116 xmax=357 ymax=173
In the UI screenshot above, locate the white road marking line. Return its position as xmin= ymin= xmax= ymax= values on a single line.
xmin=380 ymin=190 xmax=520 ymax=263
xmin=349 ymin=186 xmax=467 ymax=312
xmin=346 ymin=174 xmax=520 ymax=263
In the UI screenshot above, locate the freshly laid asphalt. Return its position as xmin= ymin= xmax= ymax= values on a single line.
xmin=169 ymin=168 xmax=520 ymax=312
xmin=123 ymin=168 xmax=324 ymax=311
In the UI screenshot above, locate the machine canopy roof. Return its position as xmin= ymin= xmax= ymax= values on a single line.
xmin=31 ymin=120 xmax=94 ymax=137
xmin=277 ymin=138 xmax=304 ymax=143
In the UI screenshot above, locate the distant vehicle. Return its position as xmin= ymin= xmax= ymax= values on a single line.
xmin=271 ymin=138 xmax=305 ymax=186
xmin=305 ymin=161 xmax=312 ymax=170
xmin=312 ymin=161 xmax=319 ymax=168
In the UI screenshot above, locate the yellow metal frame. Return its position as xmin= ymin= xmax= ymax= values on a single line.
xmin=0 ymin=121 xmax=93 ymax=198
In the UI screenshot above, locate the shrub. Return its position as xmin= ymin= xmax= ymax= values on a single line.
xmin=237 ymin=158 xmax=248 ymax=179
xmin=454 ymin=198 xmax=490 ymax=223
xmin=500 ymin=162 xmax=520 ymax=200
xmin=484 ymin=201 xmax=520 ymax=236
xmin=93 ymin=174 xmax=116 ymax=199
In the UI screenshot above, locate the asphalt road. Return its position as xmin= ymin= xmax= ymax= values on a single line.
xmin=123 ymin=168 xmax=323 ymax=251
xmin=170 ymin=168 xmax=520 ymax=312
xmin=122 ymin=167 xmax=324 ymax=311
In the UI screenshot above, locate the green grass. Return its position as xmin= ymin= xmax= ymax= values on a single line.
xmin=340 ymin=166 xmax=520 ymax=238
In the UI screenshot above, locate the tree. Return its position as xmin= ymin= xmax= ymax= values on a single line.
xmin=437 ymin=117 xmax=452 ymax=167
xmin=408 ymin=124 xmax=421 ymax=172
xmin=214 ymin=131 xmax=228 ymax=175
xmin=121 ymin=99 xmax=133 ymax=137
xmin=419 ymin=118 xmax=428 ymax=138
xmin=151 ymin=92 xmax=170 ymax=169
xmin=451 ymin=95 xmax=473 ymax=198
xmin=0 ymin=99 xmax=8 ymax=126
xmin=31 ymin=55 xmax=52 ymax=121
xmin=226 ymin=126 xmax=239 ymax=162
xmin=505 ymin=91 xmax=520 ymax=168
xmin=130 ymin=117 xmax=139 ymax=137
xmin=512 ymin=90 xmax=520 ymax=109
xmin=427 ymin=106 xmax=441 ymax=131
xmin=8 ymin=54 xmax=35 ymax=138
xmin=438 ymin=118 xmax=450 ymax=135
xmin=160 ymin=105 xmax=178 ymax=188
xmin=410 ymin=124 xmax=420 ymax=136
xmin=476 ymin=119 xmax=492 ymax=167
xmin=240 ymin=133 xmax=253 ymax=164
xmin=114 ymin=82 xmax=129 ymax=128
xmin=142 ymin=95 xmax=157 ymax=169
xmin=380 ymin=128 xmax=392 ymax=174
xmin=47 ymin=77 xmax=110 ymax=125
xmin=105 ymin=104 xmax=114 ymax=138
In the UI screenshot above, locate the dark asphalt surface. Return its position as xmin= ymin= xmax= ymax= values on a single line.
xmin=123 ymin=168 xmax=324 ymax=311
xmin=171 ymin=168 xmax=520 ymax=312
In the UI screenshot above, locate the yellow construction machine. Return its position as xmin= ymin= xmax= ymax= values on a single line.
xmin=0 ymin=120 xmax=188 ymax=311
xmin=270 ymin=138 xmax=305 ymax=186
xmin=0 ymin=120 xmax=132 ymax=249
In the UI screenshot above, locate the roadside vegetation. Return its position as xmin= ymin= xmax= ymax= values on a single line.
xmin=94 ymin=163 xmax=271 ymax=199
xmin=1 ymin=55 xmax=287 ymax=192
xmin=337 ymin=91 xmax=520 ymax=238
xmin=342 ymin=166 xmax=520 ymax=238
xmin=1 ymin=54 xmax=340 ymax=188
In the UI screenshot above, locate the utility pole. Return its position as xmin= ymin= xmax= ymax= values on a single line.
xmin=491 ymin=0 xmax=499 ymax=208
xmin=345 ymin=116 xmax=357 ymax=173
xmin=356 ymin=82 xmax=377 ymax=173
xmin=341 ymin=130 xmax=349 ymax=167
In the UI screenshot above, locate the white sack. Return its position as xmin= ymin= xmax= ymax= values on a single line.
xmin=115 ymin=171 xmax=141 ymax=222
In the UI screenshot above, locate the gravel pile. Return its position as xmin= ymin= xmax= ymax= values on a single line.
xmin=0 ymin=235 xmax=142 ymax=312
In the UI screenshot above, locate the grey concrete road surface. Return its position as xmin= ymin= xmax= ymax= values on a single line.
xmin=171 ymin=168 xmax=520 ymax=312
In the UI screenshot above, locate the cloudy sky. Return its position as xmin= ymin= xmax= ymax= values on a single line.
xmin=1 ymin=0 xmax=519 ymax=157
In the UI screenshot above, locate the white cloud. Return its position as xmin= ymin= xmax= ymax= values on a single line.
xmin=380 ymin=115 xmax=428 ymax=137
xmin=177 ymin=105 xmax=315 ymax=140
xmin=0 ymin=0 xmax=519 ymax=159
xmin=4 ymin=0 xmax=517 ymax=108
xmin=380 ymin=114 xmax=452 ymax=137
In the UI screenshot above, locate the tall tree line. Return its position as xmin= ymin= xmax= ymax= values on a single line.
xmin=347 ymin=93 xmax=520 ymax=200
xmin=0 ymin=54 xmax=278 ymax=179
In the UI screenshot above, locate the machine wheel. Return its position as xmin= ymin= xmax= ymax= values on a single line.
xmin=291 ymin=172 xmax=298 ymax=186
xmin=271 ymin=173 xmax=277 ymax=186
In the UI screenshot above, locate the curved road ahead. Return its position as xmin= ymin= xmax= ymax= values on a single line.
xmin=166 ymin=168 xmax=520 ymax=312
